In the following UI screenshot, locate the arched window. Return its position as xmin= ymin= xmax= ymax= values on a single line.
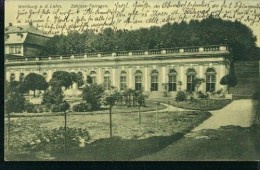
xmin=151 ymin=70 xmax=159 ymax=91
xmin=42 ymin=72 xmax=48 ymax=80
xmin=206 ymin=68 xmax=216 ymax=92
xmin=120 ymin=70 xmax=127 ymax=90
xmin=186 ymin=69 xmax=196 ymax=92
xmin=19 ymin=73 xmax=25 ymax=82
xmin=90 ymin=71 xmax=96 ymax=84
xmin=135 ymin=70 xmax=142 ymax=91
xmin=104 ymin=71 xmax=111 ymax=90
xmin=10 ymin=73 xmax=15 ymax=82
xmin=168 ymin=69 xmax=177 ymax=91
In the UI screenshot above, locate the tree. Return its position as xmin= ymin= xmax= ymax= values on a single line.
xmin=102 ymin=88 xmax=120 ymax=137
xmin=50 ymin=71 xmax=73 ymax=89
xmin=42 ymin=86 xmax=64 ymax=111
xmin=44 ymin=16 xmax=257 ymax=61
xmin=86 ymin=75 xmax=93 ymax=84
xmin=19 ymin=73 xmax=48 ymax=97
xmin=135 ymin=91 xmax=148 ymax=124
xmin=193 ymin=77 xmax=205 ymax=92
xmin=220 ymin=62 xmax=237 ymax=93
xmin=82 ymin=84 xmax=104 ymax=110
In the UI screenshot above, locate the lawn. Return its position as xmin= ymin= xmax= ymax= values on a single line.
xmin=150 ymin=98 xmax=232 ymax=111
xmin=8 ymin=101 xmax=167 ymax=117
xmin=5 ymin=109 xmax=211 ymax=161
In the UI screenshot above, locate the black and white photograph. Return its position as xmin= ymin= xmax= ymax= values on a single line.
xmin=4 ymin=0 xmax=260 ymax=161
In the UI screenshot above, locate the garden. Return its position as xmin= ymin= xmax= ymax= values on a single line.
xmin=5 ymin=71 xmax=214 ymax=161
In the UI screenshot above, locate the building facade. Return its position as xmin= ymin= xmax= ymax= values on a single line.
xmin=5 ymin=45 xmax=231 ymax=97
xmin=5 ymin=23 xmax=51 ymax=58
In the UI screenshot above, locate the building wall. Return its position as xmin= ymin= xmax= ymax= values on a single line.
xmin=5 ymin=54 xmax=229 ymax=97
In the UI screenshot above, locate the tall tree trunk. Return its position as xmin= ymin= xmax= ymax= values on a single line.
xmin=109 ymin=105 xmax=112 ymax=138
xmin=138 ymin=105 xmax=141 ymax=124
xmin=64 ymin=111 xmax=67 ymax=152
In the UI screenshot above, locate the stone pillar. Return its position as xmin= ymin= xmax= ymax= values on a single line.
xmin=15 ymin=71 xmax=20 ymax=81
xmin=128 ymin=67 xmax=133 ymax=89
xmin=199 ymin=65 xmax=204 ymax=91
xmin=162 ymin=66 xmax=166 ymax=83
xmin=98 ymin=68 xmax=102 ymax=84
xmin=48 ymin=70 xmax=52 ymax=82
xmin=112 ymin=68 xmax=117 ymax=88
xmin=144 ymin=66 xmax=148 ymax=92
xmin=180 ymin=65 xmax=185 ymax=91
xmin=6 ymin=71 xmax=10 ymax=82
xmin=219 ymin=64 xmax=226 ymax=91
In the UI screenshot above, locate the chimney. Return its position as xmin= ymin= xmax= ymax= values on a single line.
xmin=9 ymin=23 xmax=12 ymax=26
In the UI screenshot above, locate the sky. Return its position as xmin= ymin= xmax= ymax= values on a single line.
xmin=5 ymin=0 xmax=260 ymax=47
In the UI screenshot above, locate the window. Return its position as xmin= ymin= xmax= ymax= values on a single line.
xmin=135 ymin=70 xmax=142 ymax=91
xmin=19 ymin=73 xmax=25 ymax=82
xmin=168 ymin=69 xmax=177 ymax=91
xmin=187 ymin=69 xmax=196 ymax=92
xmin=104 ymin=71 xmax=111 ymax=90
xmin=120 ymin=70 xmax=127 ymax=90
xmin=10 ymin=73 xmax=15 ymax=82
xmin=90 ymin=71 xmax=96 ymax=84
xmin=151 ymin=70 xmax=159 ymax=91
xmin=206 ymin=68 xmax=216 ymax=92
xmin=9 ymin=45 xmax=21 ymax=54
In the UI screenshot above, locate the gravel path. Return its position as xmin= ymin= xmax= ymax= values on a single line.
xmin=192 ymin=99 xmax=254 ymax=132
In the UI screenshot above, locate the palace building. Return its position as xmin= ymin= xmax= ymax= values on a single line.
xmin=5 ymin=25 xmax=231 ymax=98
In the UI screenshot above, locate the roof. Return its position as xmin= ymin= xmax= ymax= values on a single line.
xmin=5 ymin=24 xmax=51 ymax=37
xmin=5 ymin=24 xmax=51 ymax=45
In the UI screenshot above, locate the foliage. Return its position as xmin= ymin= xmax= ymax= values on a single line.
xmin=175 ymin=91 xmax=187 ymax=102
xmin=220 ymin=74 xmax=238 ymax=87
xmin=42 ymin=87 xmax=64 ymax=111
xmin=44 ymin=16 xmax=257 ymax=61
xmin=82 ymin=84 xmax=104 ymax=110
xmin=73 ymin=102 xmax=92 ymax=112
xmin=193 ymin=77 xmax=205 ymax=92
xmin=196 ymin=91 xmax=209 ymax=99
xmin=24 ymin=127 xmax=91 ymax=151
xmin=25 ymin=103 xmax=46 ymax=113
xmin=6 ymin=92 xmax=25 ymax=113
xmin=252 ymin=91 xmax=260 ymax=100
xmin=19 ymin=73 xmax=48 ymax=96
xmin=5 ymin=80 xmax=21 ymax=94
xmin=50 ymin=71 xmax=73 ymax=89
xmin=101 ymin=88 xmax=121 ymax=107
xmin=135 ymin=91 xmax=148 ymax=107
xmin=86 ymin=75 xmax=93 ymax=84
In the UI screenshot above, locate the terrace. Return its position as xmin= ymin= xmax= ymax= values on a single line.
xmin=5 ymin=45 xmax=229 ymax=63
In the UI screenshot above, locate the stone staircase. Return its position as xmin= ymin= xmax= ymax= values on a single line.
xmin=229 ymin=61 xmax=260 ymax=99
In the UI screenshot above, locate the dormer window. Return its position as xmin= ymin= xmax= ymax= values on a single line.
xmin=17 ymin=33 xmax=23 ymax=38
xmin=5 ymin=34 xmax=9 ymax=41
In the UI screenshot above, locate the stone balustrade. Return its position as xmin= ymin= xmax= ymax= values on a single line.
xmin=6 ymin=45 xmax=228 ymax=63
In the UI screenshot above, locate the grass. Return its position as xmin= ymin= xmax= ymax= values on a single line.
xmin=150 ymin=98 xmax=232 ymax=111
xmin=8 ymin=101 xmax=167 ymax=117
xmin=5 ymin=110 xmax=211 ymax=161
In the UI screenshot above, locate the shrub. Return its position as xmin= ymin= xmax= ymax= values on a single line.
xmin=82 ymin=84 xmax=104 ymax=110
xmin=24 ymin=127 xmax=91 ymax=151
xmin=6 ymin=92 xmax=25 ymax=113
xmin=73 ymin=103 xmax=92 ymax=112
xmin=197 ymin=91 xmax=209 ymax=99
xmin=25 ymin=103 xmax=46 ymax=113
xmin=252 ymin=91 xmax=260 ymax=100
xmin=175 ymin=91 xmax=186 ymax=102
